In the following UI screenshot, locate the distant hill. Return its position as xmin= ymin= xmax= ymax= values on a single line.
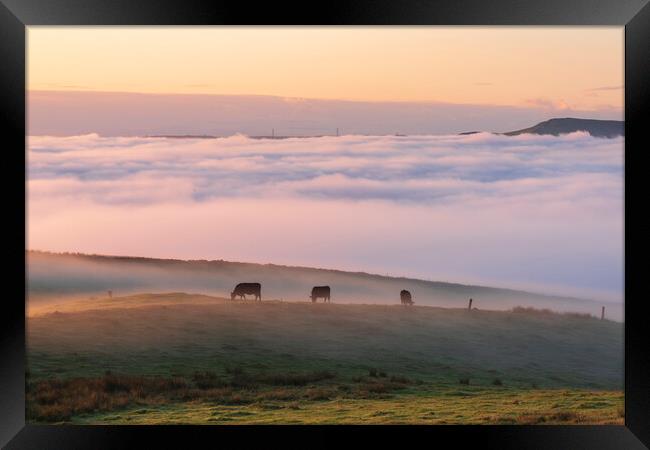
xmin=503 ymin=118 xmax=624 ymax=138
xmin=26 ymin=251 xmax=622 ymax=321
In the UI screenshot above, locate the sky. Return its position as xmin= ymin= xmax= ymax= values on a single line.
xmin=26 ymin=27 xmax=624 ymax=301
xmin=27 ymin=90 xmax=622 ymax=137
xmin=28 ymin=27 xmax=623 ymax=110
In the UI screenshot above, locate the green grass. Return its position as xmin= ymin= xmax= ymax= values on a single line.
xmin=27 ymin=371 xmax=624 ymax=425
xmin=77 ymin=391 xmax=624 ymax=425
xmin=26 ymin=293 xmax=623 ymax=424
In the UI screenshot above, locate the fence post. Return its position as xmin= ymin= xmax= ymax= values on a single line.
xmin=601 ymin=306 xmax=605 ymax=320
xmin=468 ymin=298 xmax=473 ymax=311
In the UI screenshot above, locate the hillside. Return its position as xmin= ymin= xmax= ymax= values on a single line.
xmin=503 ymin=118 xmax=623 ymax=138
xmin=26 ymin=293 xmax=623 ymax=424
xmin=26 ymin=251 xmax=622 ymax=321
xmin=27 ymin=293 xmax=623 ymax=388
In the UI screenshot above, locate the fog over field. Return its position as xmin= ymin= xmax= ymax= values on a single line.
xmin=26 ymin=251 xmax=623 ymax=322
xmin=28 ymin=132 xmax=623 ymax=303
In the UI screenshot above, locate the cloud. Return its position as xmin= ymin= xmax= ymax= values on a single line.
xmin=524 ymin=98 xmax=572 ymax=111
xmin=586 ymin=85 xmax=623 ymax=92
xmin=27 ymin=133 xmax=624 ymax=301
xmin=27 ymin=133 xmax=623 ymax=206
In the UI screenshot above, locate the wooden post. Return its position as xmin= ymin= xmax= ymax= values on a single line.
xmin=108 ymin=290 xmax=112 ymax=299
xmin=601 ymin=306 xmax=605 ymax=320
xmin=468 ymin=298 xmax=473 ymax=311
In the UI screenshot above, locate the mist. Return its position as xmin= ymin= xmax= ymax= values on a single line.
xmin=27 ymin=132 xmax=623 ymax=303
xmin=27 ymin=251 xmax=623 ymax=322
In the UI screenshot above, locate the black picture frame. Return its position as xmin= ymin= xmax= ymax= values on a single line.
xmin=1 ymin=1 xmax=648 ymax=448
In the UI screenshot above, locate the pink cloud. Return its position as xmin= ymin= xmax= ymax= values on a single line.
xmin=27 ymin=132 xmax=624 ymax=302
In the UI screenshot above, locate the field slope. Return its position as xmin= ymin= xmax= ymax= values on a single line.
xmin=27 ymin=251 xmax=622 ymax=321
xmin=27 ymin=293 xmax=623 ymax=424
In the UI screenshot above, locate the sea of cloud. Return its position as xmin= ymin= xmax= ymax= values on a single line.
xmin=27 ymin=132 xmax=624 ymax=301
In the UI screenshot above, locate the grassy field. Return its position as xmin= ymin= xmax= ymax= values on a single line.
xmin=26 ymin=293 xmax=624 ymax=424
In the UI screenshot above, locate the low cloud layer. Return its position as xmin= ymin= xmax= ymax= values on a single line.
xmin=27 ymin=132 xmax=624 ymax=302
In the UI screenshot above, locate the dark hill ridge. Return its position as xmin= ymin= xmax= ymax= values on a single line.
xmin=503 ymin=118 xmax=624 ymax=138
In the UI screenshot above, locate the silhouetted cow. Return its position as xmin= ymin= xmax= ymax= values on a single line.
xmin=310 ymin=286 xmax=331 ymax=303
xmin=231 ymin=283 xmax=261 ymax=301
xmin=400 ymin=290 xmax=413 ymax=305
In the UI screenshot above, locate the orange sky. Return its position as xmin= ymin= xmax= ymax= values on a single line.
xmin=27 ymin=27 xmax=623 ymax=111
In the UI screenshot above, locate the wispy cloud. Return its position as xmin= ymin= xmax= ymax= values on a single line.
xmin=524 ymin=98 xmax=572 ymax=111
xmin=586 ymin=85 xmax=623 ymax=92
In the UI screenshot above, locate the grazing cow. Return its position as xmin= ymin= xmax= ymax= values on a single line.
xmin=231 ymin=283 xmax=262 ymax=301
xmin=310 ymin=286 xmax=331 ymax=303
xmin=400 ymin=290 xmax=414 ymax=305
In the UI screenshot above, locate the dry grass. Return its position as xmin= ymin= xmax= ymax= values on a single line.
xmin=26 ymin=369 xmax=411 ymax=422
xmin=66 ymin=388 xmax=624 ymax=425
xmin=225 ymin=368 xmax=335 ymax=388
xmin=27 ymin=374 xmax=186 ymax=421
xmin=352 ymin=377 xmax=410 ymax=398
xmin=27 ymin=372 xmax=624 ymax=425
xmin=27 ymin=370 xmax=341 ymax=422
xmin=514 ymin=411 xmax=587 ymax=424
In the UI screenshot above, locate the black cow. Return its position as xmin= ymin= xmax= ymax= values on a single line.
xmin=400 ymin=290 xmax=414 ymax=305
xmin=231 ymin=283 xmax=262 ymax=301
xmin=310 ymin=286 xmax=331 ymax=303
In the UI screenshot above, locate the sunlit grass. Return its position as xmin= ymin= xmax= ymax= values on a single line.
xmin=68 ymin=386 xmax=623 ymax=425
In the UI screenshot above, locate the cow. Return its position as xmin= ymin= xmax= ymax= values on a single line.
xmin=231 ymin=282 xmax=262 ymax=301
xmin=400 ymin=290 xmax=414 ymax=305
xmin=310 ymin=286 xmax=331 ymax=303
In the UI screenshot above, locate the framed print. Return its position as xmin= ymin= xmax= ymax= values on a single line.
xmin=1 ymin=0 xmax=649 ymax=448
